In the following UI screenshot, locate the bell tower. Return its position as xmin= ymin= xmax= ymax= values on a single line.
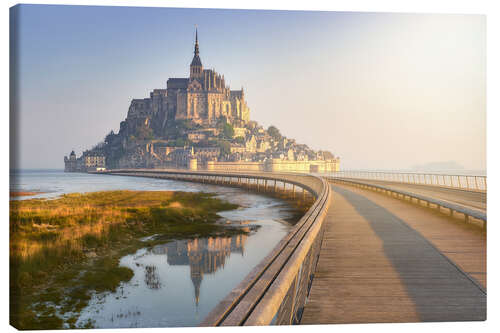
xmin=190 ymin=28 xmax=203 ymax=80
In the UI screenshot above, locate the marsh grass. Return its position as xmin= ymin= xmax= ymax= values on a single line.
xmin=10 ymin=190 xmax=242 ymax=330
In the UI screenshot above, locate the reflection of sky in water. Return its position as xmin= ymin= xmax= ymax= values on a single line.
xmin=11 ymin=170 xmax=296 ymax=328
xmin=77 ymin=220 xmax=290 ymax=328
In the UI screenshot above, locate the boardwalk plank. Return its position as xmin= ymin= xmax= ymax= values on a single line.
xmin=300 ymin=184 xmax=486 ymax=325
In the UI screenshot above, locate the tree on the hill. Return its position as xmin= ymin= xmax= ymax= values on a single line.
xmin=104 ymin=130 xmax=115 ymax=145
xmin=218 ymin=122 xmax=234 ymax=139
xmin=267 ymin=125 xmax=282 ymax=141
xmin=320 ymin=150 xmax=335 ymax=160
xmin=218 ymin=140 xmax=231 ymax=157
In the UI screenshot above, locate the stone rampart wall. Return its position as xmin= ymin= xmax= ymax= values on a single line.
xmin=202 ymin=159 xmax=340 ymax=173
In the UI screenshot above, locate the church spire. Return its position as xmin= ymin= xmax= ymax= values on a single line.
xmin=194 ymin=27 xmax=200 ymax=56
xmin=190 ymin=26 xmax=203 ymax=79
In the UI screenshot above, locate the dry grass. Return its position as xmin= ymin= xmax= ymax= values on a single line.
xmin=10 ymin=191 xmax=44 ymax=197
xmin=10 ymin=190 xmax=242 ymax=330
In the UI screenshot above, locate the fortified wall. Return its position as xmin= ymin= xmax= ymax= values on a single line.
xmin=204 ymin=158 xmax=340 ymax=173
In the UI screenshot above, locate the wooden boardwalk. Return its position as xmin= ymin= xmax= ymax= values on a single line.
xmin=301 ymin=183 xmax=486 ymax=324
xmin=353 ymin=180 xmax=486 ymax=212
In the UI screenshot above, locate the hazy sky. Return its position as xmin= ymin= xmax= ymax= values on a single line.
xmin=11 ymin=5 xmax=486 ymax=170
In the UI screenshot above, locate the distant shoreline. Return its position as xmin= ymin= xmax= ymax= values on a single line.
xmin=10 ymin=168 xmax=64 ymax=173
xmin=336 ymin=169 xmax=487 ymax=176
xmin=10 ymin=191 xmax=45 ymax=197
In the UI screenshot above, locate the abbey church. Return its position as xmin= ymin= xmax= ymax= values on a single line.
xmin=126 ymin=29 xmax=250 ymax=134
xmin=65 ymin=29 xmax=339 ymax=172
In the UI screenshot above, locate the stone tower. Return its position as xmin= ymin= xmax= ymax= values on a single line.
xmin=122 ymin=28 xmax=251 ymax=132
xmin=190 ymin=28 xmax=203 ymax=80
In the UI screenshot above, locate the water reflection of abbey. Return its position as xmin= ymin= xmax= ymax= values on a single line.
xmin=152 ymin=233 xmax=249 ymax=305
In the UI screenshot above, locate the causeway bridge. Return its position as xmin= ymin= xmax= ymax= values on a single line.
xmin=101 ymin=169 xmax=487 ymax=325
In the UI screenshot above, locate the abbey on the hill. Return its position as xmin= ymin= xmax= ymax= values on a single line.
xmin=126 ymin=29 xmax=249 ymax=135
xmin=65 ymin=29 xmax=339 ymax=172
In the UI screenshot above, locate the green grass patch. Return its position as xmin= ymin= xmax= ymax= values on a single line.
xmin=10 ymin=190 xmax=243 ymax=330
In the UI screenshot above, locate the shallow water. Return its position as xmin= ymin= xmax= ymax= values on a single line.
xmin=11 ymin=170 xmax=298 ymax=328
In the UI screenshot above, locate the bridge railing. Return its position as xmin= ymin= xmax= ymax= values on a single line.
xmin=104 ymin=169 xmax=323 ymax=198
xmin=101 ymin=169 xmax=332 ymax=326
xmin=329 ymin=170 xmax=487 ymax=192
xmin=332 ymin=178 xmax=486 ymax=230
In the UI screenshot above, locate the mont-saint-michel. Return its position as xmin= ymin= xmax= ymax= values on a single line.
xmin=64 ymin=30 xmax=340 ymax=173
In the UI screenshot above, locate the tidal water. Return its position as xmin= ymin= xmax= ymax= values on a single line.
xmin=10 ymin=169 xmax=298 ymax=328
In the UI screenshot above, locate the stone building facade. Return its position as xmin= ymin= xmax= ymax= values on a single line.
xmin=64 ymin=151 xmax=106 ymax=172
xmin=84 ymin=153 xmax=106 ymax=171
xmin=123 ymin=29 xmax=250 ymax=137
xmin=64 ymin=150 xmax=78 ymax=172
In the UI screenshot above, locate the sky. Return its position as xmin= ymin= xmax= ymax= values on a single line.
xmin=10 ymin=4 xmax=486 ymax=170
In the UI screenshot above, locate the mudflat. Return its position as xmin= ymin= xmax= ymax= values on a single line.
xmin=10 ymin=190 xmax=244 ymax=330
